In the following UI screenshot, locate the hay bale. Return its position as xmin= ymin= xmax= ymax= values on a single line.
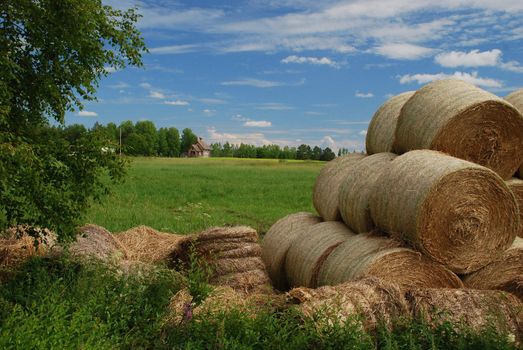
xmin=196 ymin=226 xmax=258 ymax=243
xmin=262 ymin=212 xmax=321 ymax=290
xmin=115 ymin=225 xmax=188 ymax=265
xmin=407 ymin=288 xmax=523 ymax=341
xmin=313 ymin=153 xmax=366 ymax=221
xmin=464 ymin=237 xmax=523 ymax=302
xmin=210 ymin=269 xmax=272 ymax=294
xmin=370 ymin=150 xmax=518 ymax=274
xmin=69 ymin=224 xmax=128 ymax=261
xmin=0 ymin=226 xmax=58 ymax=269
xmin=366 ymin=91 xmax=415 ymax=154
xmin=506 ymin=178 xmax=523 ymax=238
xmin=285 ymin=221 xmax=355 ymax=288
xmin=394 ymin=79 xmax=523 ymax=179
xmin=213 ymin=257 xmax=266 ymax=275
xmin=289 ymin=277 xmax=409 ymax=331
xmin=318 ymin=231 xmax=463 ymax=290
xmin=506 ymin=88 xmax=523 ymax=114
xmin=338 ymin=153 xmax=397 ymax=233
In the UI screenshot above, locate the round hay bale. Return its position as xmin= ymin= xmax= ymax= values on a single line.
xmin=115 ymin=225 xmax=188 ymax=264
xmin=210 ymin=269 xmax=272 ymax=294
xmin=313 ymin=153 xmax=366 ymax=221
xmin=506 ymin=178 xmax=523 ymax=238
xmin=506 ymin=88 xmax=523 ymax=114
xmin=318 ymin=232 xmax=463 ymax=290
xmin=285 ymin=221 xmax=355 ymax=288
xmin=407 ymin=288 xmax=523 ymax=341
xmin=366 ymin=91 xmax=415 ymax=154
xmin=262 ymin=212 xmax=321 ymax=290
xmin=370 ymin=150 xmax=518 ymax=274
xmin=463 ymin=237 xmax=523 ymax=302
xmin=69 ymin=224 xmax=128 ymax=261
xmin=213 ymin=257 xmax=266 ymax=276
xmin=288 ymin=277 xmax=409 ymax=331
xmin=394 ymin=79 xmax=523 ymax=179
xmin=338 ymin=153 xmax=397 ymax=233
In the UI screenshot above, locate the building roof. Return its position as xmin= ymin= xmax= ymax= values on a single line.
xmin=189 ymin=137 xmax=211 ymax=152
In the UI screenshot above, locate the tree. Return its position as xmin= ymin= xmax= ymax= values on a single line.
xmin=296 ymin=144 xmax=312 ymax=160
xmin=321 ymin=147 xmax=336 ymax=161
xmin=181 ymin=128 xmax=198 ymax=155
xmin=0 ymin=1 xmax=146 ymax=239
xmin=312 ymin=146 xmax=322 ymax=160
xmin=134 ymin=120 xmax=157 ymax=156
xmin=166 ymin=127 xmax=180 ymax=157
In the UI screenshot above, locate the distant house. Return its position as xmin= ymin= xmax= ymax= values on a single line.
xmin=188 ymin=137 xmax=211 ymax=157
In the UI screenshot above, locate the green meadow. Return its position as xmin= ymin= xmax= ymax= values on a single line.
xmin=84 ymin=157 xmax=324 ymax=234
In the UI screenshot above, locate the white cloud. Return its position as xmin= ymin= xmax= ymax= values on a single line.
xmin=355 ymin=92 xmax=374 ymax=98
xmin=149 ymin=44 xmax=200 ymax=55
xmin=104 ymin=66 xmax=118 ymax=73
xmin=281 ymin=55 xmax=340 ymax=68
xmin=164 ymin=100 xmax=189 ymax=106
xmin=203 ymin=109 xmax=216 ymax=116
xmin=435 ymin=49 xmax=501 ymax=67
xmin=399 ymin=71 xmax=502 ymax=88
xmin=359 ymin=130 xmax=367 ymax=136
xmin=222 ymin=78 xmax=306 ymax=88
xmin=77 ymin=110 xmax=98 ymax=117
xmin=207 ymin=127 xmax=272 ymax=146
xmin=244 ymin=120 xmax=272 ymax=127
xmin=320 ymin=136 xmax=336 ymax=148
xmin=150 ymin=91 xmax=167 ymax=99
xmin=375 ymin=43 xmax=435 ymax=60
xmin=500 ymin=60 xmax=523 ymax=73
xmin=140 ymin=82 xmax=152 ymax=89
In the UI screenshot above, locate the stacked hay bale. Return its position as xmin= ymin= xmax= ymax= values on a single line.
xmin=70 ymin=224 xmax=128 ymax=261
xmin=505 ymin=88 xmax=523 ymax=179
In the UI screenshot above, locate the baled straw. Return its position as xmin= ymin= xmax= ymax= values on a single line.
xmin=338 ymin=153 xmax=397 ymax=233
xmin=262 ymin=212 xmax=321 ymax=290
xmin=394 ymin=79 xmax=523 ymax=179
xmin=407 ymin=288 xmax=523 ymax=341
xmin=213 ymin=257 xmax=266 ymax=275
xmin=210 ymin=269 xmax=272 ymax=294
xmin=506 ymin=88 xmax=523 ymax=114
xmin=0 ymin=226 xmax=57 ymax=270
xmin=506 ymin=178 xmax=523 ymax=238
xmin=196 ymin=226 xmax=258 ymax=243
xmin=285 ymin=221 xmax=355 ymax=288
xmin=365 ymin=91 xmax=415 ymax=154
xmin=289 ymin=277 xmax=409 ymax=331
xmin=69 ymin=224 xmax=128 ymax=261
xmin=115 ymin=225 xmax=189 ymax=265
xmin=370 ymin=150 xmax=518 ymax=274
xmin=463 ymin=237 xmax=523 ymax=302
xmin=318 ymin=231 xmax=463 ymax=290
xmin=313 ymin=153 xmax=366 ymax=221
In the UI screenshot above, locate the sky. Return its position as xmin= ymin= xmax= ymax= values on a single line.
xmin=66 ymin=0 xmax=523 ymax=152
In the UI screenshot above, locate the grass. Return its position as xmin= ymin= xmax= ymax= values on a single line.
xmin=84 ymin=157 xmax=323 ymax=235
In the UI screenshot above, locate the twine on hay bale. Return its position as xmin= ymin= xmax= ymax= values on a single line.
xmin=318 ymin=231 xmax=463 ymax=290
xmin=313 ymin=153 xmax=366 ymax=221
xmin=339 ymin=153 xmax=397 ymax=233
xmin=370 ymin=150 xmax=518 ymax=274
xmin=288 ymin=277 xmax=409 ymax=331
xmin=262 ymin=212 xmax=321 ymax=290
xmin=394 ymin=79 xmax=523 ymax=179
xmin=506 ymin=179 xmax=523 ymax=238
xmin=407 ymin=288 xmax=523 ymax=341
xmin=69 ymin=224 xmax=128 ymax=261
xmin=0 ymin=226 xmax=57 ymax=270
xmin=285 ymin=221 xmax=354 ymax=288
xmin=464 ymin=237 xmax=523 ymax=302
xmin=115 ymin=225 xmax=188 ymax=265
xmin=365 ymin=91 xmax=415 ymax=154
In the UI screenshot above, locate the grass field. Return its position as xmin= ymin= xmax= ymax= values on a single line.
xmin=84 ymin=157 xmax=324 ymax=234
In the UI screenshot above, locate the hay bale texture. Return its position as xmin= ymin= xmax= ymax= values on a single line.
xmin=506 ymin=179 xmax=523 ymax=238
xmin=365 ymin=91 xmax=415 ymax=154
xmin=506 ymin=88 xmax=523 ymax=114
xmin=464 ymin=237 xmax=523 ymax=302
xmin=394 ymin=79 xmax=523 ymax=179
xmin=115 ymin=225 xmax=189 ymax=264
xmin=69 ymin=224 xmax=128 ymax=261
xmin=285 ymin=221 xmax=355 ymax=288
xmin=313 ymin=153 xmax=366 ymax=221
xmin=0 ymin=226 xmax=57 ymax=270
xmin=262 ymin=212 xmax=321 ymax=290
xmin=407 ymin=288 xmax=523 ymax=340
xmin=338 ymin=153 xmax=397 ymax=233
xmin=318 ymin=231 xmax=463 ymax=290
xmin=370 ymin=150 xmax=518 ymax=274
xmin=288 ymin=277 xmax=409 ymax=330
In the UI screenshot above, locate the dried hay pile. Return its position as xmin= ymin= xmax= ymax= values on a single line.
xmin=285 ymin=221 xmax=354 ymax=288
xmin=180 ymin=226 xmax=272 ymax=294
xmin=0 ymin=226 xmax=57 ymax=270
xmin=464 ymin=237 xmax=523 ymax=302
xmin=261 ymin=212 xmax=321 ymax=290
xmin=365 ymin=91 xmax=415 ymax=154
xmin=506 ymin=179 xmax=523 ymax=238
xmin=115 ymin=225 xmax=188 ymax=265
xmin=312 ymin=153 xmax=366 ymax=221
xmin=338 ymin=153 xmax=396 ymax=233
xmin=318 ymin=232 xmax=463 ymax=290
xmin=69 ymin=224 xmax=128 ymax=261
xmin=407 ymin=288 xmax=523 ymax=340
xmin=370 ymin=150 xmax=517 ymax=274
xmin=394 ymin=79 xmax=523 ymax=179
xmin=288 ymin=277 xmax=409 ymax=331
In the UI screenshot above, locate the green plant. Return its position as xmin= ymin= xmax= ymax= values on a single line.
xmin=183 ymin=245 xmax=214 ymax=305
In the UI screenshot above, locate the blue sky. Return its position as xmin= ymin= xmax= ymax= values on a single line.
xmin=67 ymin=0 xmax=523 ymax=152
